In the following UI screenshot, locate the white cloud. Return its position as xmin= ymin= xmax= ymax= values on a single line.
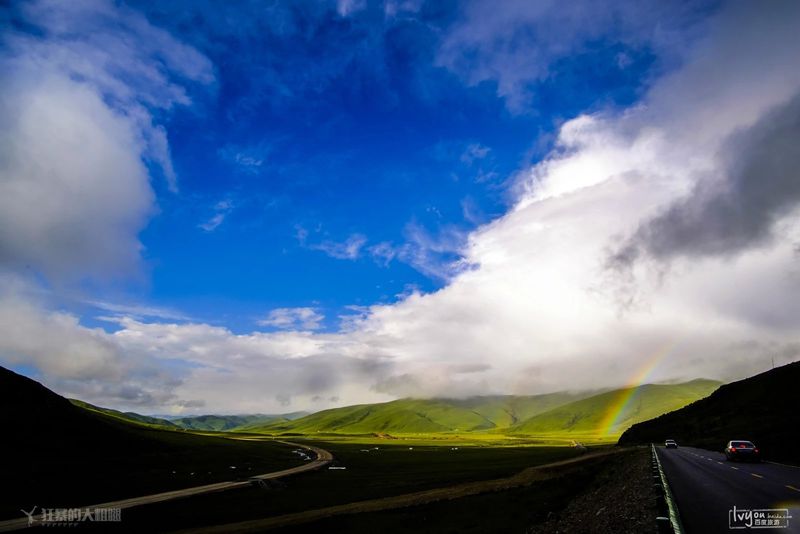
xmin=87 ymin=300 xmax=190 ymax=322
xmin=365 ymin=223 xmax=471 ymax=280
xmin=0 ymin=285 xmax=190 ymax=408
xmin=336 ymin=0 xmax=367 ymax=17
xmin=107 ymin=315 xmax=394 ymax=412
xmin=0 ymin=74 xmax=154 ymax=280
xmin=198 ymin=199 xmax=235 ymax=232
xmin=351 ymin=0 xmax=800 ymax=394
xmin=0 ymin=0 xmax=213 ymax=281
xmin=310 ymin=233 xmax=368 ymax=260
xmin=384 ymin=0 xmax=423 ymax=19
xmin=368 ymin=242 xmax=398 ymax=267
xmin=460 ymin=143 xmax=491 ymax=165
xmin=436 ymin=0 xmax=707 ymax=111
xmin=259 ymin=307 xmax=325 ymax=331
xmin=218 ymin=143 xmax=269 ymax=174
xmin=396 ymin=223 xmax=472 ymax=280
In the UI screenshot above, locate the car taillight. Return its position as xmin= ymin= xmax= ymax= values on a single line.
xmin=730 ymin=448 xmax=736 ymax=452
xmin=754 ymin=448 xmax=759 ymax=453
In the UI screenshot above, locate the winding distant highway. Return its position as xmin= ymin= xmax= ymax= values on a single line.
xmin=0 ymin=441 xmax=332 ymax=532
xmin=657 ymin=446 xmax=800 ymax=533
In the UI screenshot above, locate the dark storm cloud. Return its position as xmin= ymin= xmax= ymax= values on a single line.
xmin=611 ymin=92 xmax=800 ymax=267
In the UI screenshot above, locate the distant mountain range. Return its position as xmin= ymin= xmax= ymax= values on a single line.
xmin=68 ymin=399 xmax=308 ymax=432
xmin=69 ymin=399 xmax=182 ymax=428
xmin=171 ymin=412 xmax=308 ymax=431
xmin=66 ymin=379 xmax=721 ymax=439
xmin=13 ymin=367 xmax=723 ymax=440
xmin=619 ymin=361 xmax=800 ymax=463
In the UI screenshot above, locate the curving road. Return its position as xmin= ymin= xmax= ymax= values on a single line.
xmin=0 ymin=440 xmax=332 ymax=532
xmin=657 ymin=446 xmax=800 ymax=533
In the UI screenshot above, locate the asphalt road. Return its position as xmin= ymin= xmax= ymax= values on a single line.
xmin=657 ymin=446 xmax=800 ymax=533
xmin=0 ymin=440 xmax=332 ymax=532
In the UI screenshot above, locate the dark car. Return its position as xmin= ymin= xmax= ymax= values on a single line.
xmin=665 ymin=439 xmax=678 ymax=449
xmin=725 ymin=440 xmax=760 ymax=462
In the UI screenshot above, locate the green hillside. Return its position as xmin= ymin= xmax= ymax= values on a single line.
xmin=446 ymin=392 xmax=601 ymax=428
xmin=619 ymin=361 xmax=800 ymax=463
xmin=70 ymin=398 xmax=180 ymax=429
xmin=245 ymin=381 xmax=717 ymax=438
xmin=173 ymin=412 xmax=307 ymax=431
xmin=253 ymin=399 xmax=487 ymax=434
xmin=68 ymin=399 xmax=308 ymax=432
xmin=246 ymin=390 xmax=608 ymax=435
xmin=509 ymin=379 xmax=721 ymax=439
xmin=62 ymin=376 xmax=722 ymax=442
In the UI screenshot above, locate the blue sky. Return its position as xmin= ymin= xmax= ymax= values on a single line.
xmin=3 ymin=0 xmax=800 ymax=413
xmin=69 ymin=0 xmax=658 ymax=331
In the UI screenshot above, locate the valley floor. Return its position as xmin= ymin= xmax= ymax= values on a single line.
xmin=107 ymin=442 xmax=656 ymax=533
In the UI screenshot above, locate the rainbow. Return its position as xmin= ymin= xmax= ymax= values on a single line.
xmin=598 ymin=343 xmax=675 ymax=437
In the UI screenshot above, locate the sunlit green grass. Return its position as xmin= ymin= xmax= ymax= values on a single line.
xmin=233 ymin=380 xmax=720 ymax=446
xmin=231 ymin=432 xmax=579 ymax=448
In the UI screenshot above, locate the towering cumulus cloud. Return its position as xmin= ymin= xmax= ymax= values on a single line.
xmin=0 ymin=0 xmax=213 ymax=280
xmin=0 ymin=0 xmax=213 ymax=405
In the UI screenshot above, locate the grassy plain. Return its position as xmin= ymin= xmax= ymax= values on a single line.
xmin=120 ymin=438 xmax=589 ymax=532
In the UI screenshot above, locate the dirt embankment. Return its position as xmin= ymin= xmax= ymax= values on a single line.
xmin=530 ymin=447 xmax=658 ymax=534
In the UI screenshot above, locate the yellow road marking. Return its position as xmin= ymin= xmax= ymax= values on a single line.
xmin=751 ymin=473 xmax=764 ymax=479
xmin=787 ymin=485 xmax=800 ymax=492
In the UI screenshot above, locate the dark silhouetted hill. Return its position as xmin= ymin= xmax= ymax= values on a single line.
xmin=69 ymin=398 xmax=180 ymax=428
xmin=618 ymin=361 xmax=800 ymax=464
xmin=0 ymin=366 xmax=300 ymax=519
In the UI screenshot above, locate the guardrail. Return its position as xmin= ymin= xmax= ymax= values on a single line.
xmin=651 ymin=443 xmax=684 ymax=534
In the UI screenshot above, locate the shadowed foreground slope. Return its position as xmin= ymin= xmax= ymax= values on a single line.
xmin=618 ymin=361 xmax=800 ymax=464
xmin=0 ymin=366 xmax=301 ymax=520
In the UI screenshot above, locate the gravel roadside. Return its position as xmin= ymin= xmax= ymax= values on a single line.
xmin=530 ymin=447 xmax=658 ymax=534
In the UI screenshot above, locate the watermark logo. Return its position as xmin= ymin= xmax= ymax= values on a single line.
xmin=21 ymin=506 xmax=122 ymax=527
xmin=20 ymin=506 xmax=37 ymax=527
xmin=729 ymin=505 xmax=792 ymax=529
